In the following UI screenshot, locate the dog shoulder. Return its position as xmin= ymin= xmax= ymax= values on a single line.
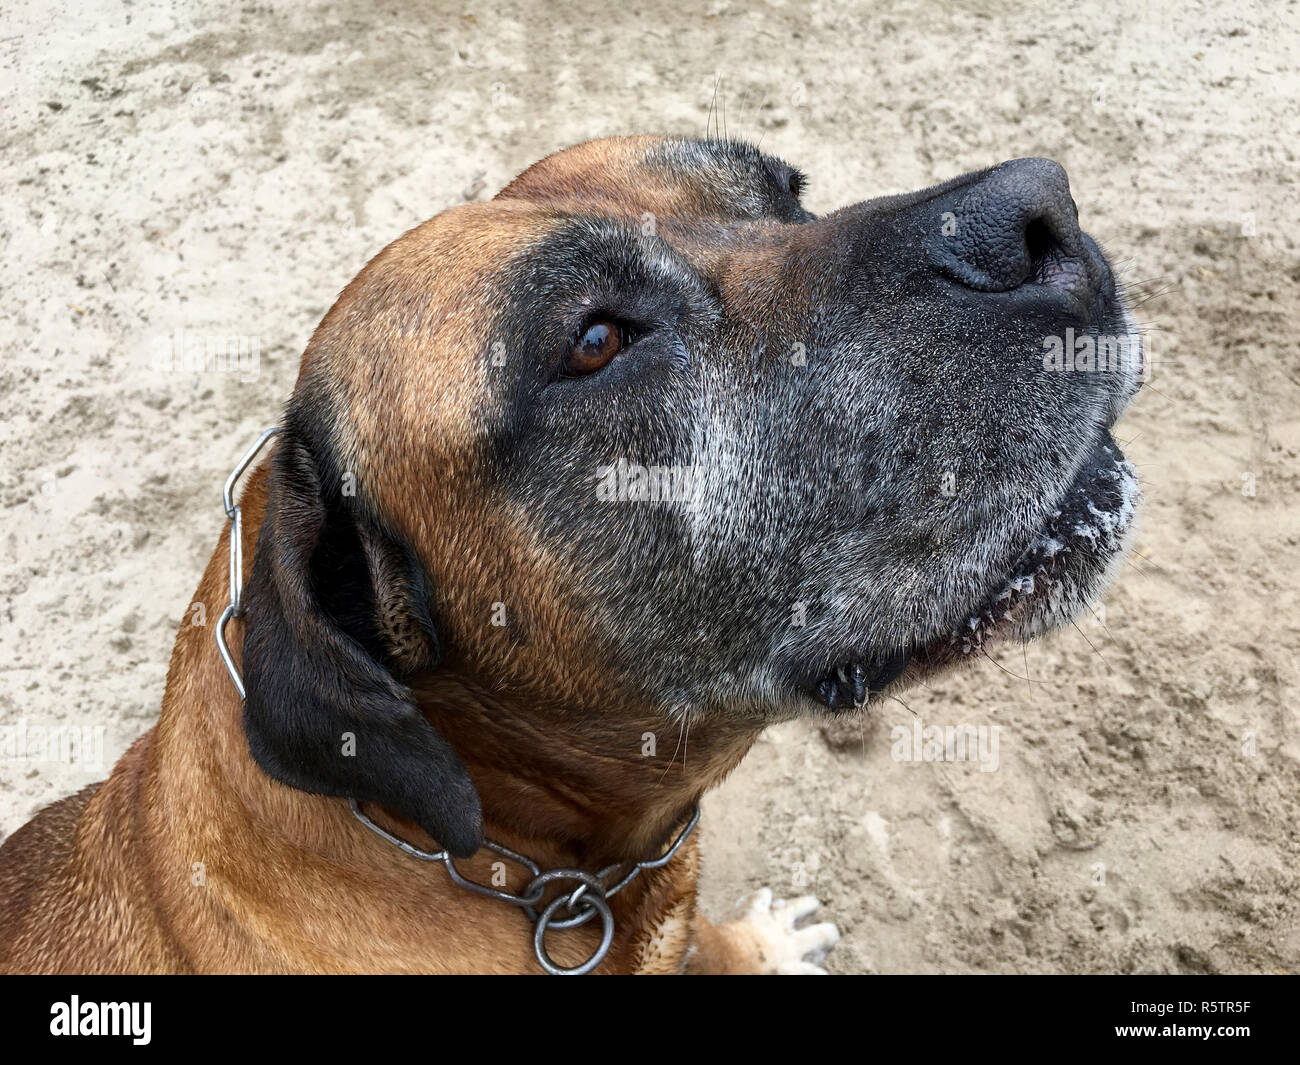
xmin=0 ymin=781 xmax=102 ymax=970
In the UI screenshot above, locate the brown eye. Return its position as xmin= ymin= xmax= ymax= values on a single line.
xmin=565 ymin=320 xmax=622 ymax=375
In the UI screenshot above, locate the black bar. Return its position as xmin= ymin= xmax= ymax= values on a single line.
xmin=0 ymin=975 xmax=1290 ymax=1051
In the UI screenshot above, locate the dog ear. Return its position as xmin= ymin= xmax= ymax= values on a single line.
xmin=240 ymin=427 xmax=483 ymax=857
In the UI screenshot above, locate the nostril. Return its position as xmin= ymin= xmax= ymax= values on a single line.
xmin=1023 ymin=215 xmax=1087 ymax=291
xmin=1024 ymin=218 xmax=1055 ymax=269
xmin=1023 ymin=217 xmax=1060 ymax=285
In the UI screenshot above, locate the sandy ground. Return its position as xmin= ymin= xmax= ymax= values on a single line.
xmin=2 ymin=0 xmax=1297 ymax=974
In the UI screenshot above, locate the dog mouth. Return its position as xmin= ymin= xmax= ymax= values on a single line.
xmin=944 ymin=433 xmax=1138 ymax=652
xmin=811 ymin=432 xmax=1140 ymax=711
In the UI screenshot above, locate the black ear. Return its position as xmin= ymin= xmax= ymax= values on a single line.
xmin=241 ymin=428 xmax=483 ymax=857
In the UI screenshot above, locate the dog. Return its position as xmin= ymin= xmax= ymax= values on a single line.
xmin=0 ymin=136 xmax=1141 ymax=974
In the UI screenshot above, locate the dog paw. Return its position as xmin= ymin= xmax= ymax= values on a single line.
xmin=731 ymin=887 xmax=840 ymax=974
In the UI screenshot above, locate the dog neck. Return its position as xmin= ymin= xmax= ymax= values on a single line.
xmin=155 ymin=466 xmax=759 ymax=877
xmin=408 ymin=668 xmax=762 ymax=866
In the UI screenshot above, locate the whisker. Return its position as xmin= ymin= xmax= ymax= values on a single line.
xmin=656 ymin=714 xmax=689 ymax=786
xmin=1122 ymin=557 xmax=1154 ymax=580
xmin=1070 ymin=619 xmax=1110 ymax=668
xmin=1130 ymin=549 xmax=1167 ymax=572
xmin=981 ymin=645 xmax=1042 ymax=683
xmin=1083 ymin=604 xmax=1117 ymax=643
xmin=887 ymin=693 xmax=918 ymax=716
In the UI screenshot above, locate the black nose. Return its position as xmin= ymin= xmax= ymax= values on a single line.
xmin=928 ymin=158 xmax=1096 ymax=295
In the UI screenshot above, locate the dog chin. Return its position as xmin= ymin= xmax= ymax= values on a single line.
xmin=936 ymin=433 xmax=1140 ymax=657
xmin=802 ymin=433 xmax=1139 ymax=712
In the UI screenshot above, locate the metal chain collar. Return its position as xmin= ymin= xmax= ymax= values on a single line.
xmin=212 ymin=425 xmax=700 ymax=975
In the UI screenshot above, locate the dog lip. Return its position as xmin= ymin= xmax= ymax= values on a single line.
xmin=929 ymin=431 xmax=1139 ymax=659
xmin=810 ymin=649 xmax=911 ymax=711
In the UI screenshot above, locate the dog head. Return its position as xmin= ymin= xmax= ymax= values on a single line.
xmin=242 ymin=136 xmax=1142 ymax=855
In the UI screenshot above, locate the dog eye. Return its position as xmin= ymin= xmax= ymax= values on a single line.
xmin=564 ymin=320 xmax=623 ymax=375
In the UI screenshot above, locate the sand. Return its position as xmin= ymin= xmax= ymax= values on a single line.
xmin=2 ymin=0 xmax=1297 ymax=973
